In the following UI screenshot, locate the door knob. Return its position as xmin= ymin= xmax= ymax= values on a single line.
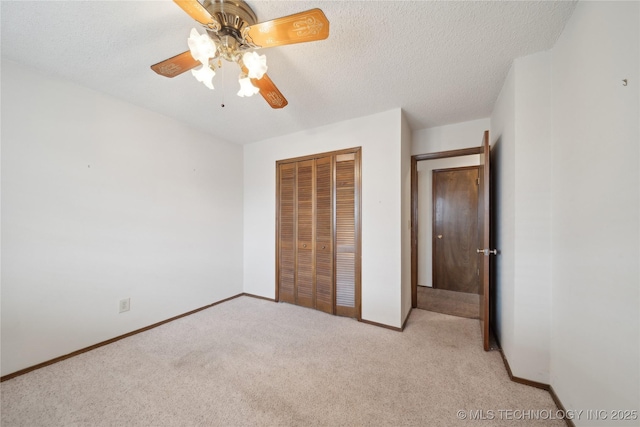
xmin=437 ymin=235 xmax=443 ymax=239
xmin=477 ymin=249 xmax=497 ymax=255
xmin=303 ymin=244 xmax=307 ymax=248
xmin=322 ymin=245 xmax=326 ymax=250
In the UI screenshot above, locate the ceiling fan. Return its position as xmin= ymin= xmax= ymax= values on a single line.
xmin=151 ymin=0 xmax=330 ymax=109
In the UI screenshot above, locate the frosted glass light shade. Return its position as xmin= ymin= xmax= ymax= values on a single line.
xmin=237 ymin=76 xmax=259 ymax=97
xmin=188 ymin=28 xmax=217 ymax=65
xmin=242 ymin=51 xmax=268 ymax=80
xmin=192 ymin=65 xmax=216 ymax=90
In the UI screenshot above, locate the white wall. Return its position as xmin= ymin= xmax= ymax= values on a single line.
xmin=491 ymin=50 xmax=555 ymax=384
xmin=491 ymin=0 xmax=639 ymax=415
xmin=243 ymin=109 xmax=405 ymax=328
xmin=490 ymin=65 xmax=517 ymax=378
xmin=416 ymin=155 xmax=480 ymax=288
xmin=1 ymin=60 xmax=244 ymax=376
xmin=401 ymin=112 xmax=412 ymax=324
xmin=412 ymin=118 xmax=490 ymax=155
xmin=491 ymin=51 xmax=553 ymax=384
xmin=513 ymin=51 xmax=553 ymax=383
xmin=550 ymin=1 xmax=639 ymax=423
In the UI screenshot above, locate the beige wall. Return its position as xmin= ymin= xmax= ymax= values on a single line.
xmin=243 ymin=109 xmax=406 ymax=328
xmin=549 ymin=1 xmax=639 ymax=419
xmin=1 ymin=60 xmax=245 ymax=376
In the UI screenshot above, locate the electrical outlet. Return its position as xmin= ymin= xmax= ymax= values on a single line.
xmin=119 ymin=298 xmax=130 ymax=313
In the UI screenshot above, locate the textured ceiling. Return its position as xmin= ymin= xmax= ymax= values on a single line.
xmin=1 ymin=1 xmax=576 ymax=145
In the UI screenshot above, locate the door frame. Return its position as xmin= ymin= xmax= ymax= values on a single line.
xmin=410 ymin=146 xmax=483 ymax=307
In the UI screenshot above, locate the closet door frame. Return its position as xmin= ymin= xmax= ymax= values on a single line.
xmin=275 ymin=147 xmax=362 ymax=320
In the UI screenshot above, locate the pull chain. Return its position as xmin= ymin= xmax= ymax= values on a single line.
xmin=220 ymin=59 xmax=225 ymax=108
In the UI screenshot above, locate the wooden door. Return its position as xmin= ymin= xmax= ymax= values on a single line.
xmin=335 ymin=153 xmax=358 ymax=318
xmin=277 ymin=162 xmax=296 ymax=304
xmin=296 ymin=160 xmax=315 ymax=308
xmin=276 ymin=148 xmax=361 ymax=319
xmin=478 ymin=131 xmax=492 ymax=351
xmin=315 ymin=156 xmax=334 ymax=314
xmin=432 ymin=166 xmax=480 ymax=294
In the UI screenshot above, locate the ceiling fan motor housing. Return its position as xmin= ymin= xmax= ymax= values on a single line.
xmin=203 ymin=0 xmax=257 ymax=38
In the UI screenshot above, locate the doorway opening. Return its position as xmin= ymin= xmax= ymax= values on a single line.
xmin=429 ymin=164 xmax=481 ymax=318
xmin=411 ymin=131 xmax=492 ymax=350
xmin=412 ymin=150 xmax=481 ymax=319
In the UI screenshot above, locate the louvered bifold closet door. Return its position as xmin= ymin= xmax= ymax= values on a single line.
xmin=335 ymin=153 xmax=358 ymax=317
xmin=278 ymin=163 xmax=296 ymax=304
xmin=315 ymin=156 xmax=334 ymax=314
xmin=277 ymin=148 xmax=360 ymax=319
xmin=296 ymin=160 xmax=315 ymax=308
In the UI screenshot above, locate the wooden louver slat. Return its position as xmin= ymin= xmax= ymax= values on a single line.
xmin=296 ymin=160 xmax=315 ymax=308
xmin=278 ymin=163 xmax=296 ymax=304
xmin=336 ymin=253 xmax=355 ymax=306
xmin=335 ymin=157 xmax=356 ymax=316
xmin=315 ymin=156 xmax=333 ymax=314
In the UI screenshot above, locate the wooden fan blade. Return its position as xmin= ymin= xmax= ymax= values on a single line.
xmin=173 ymin=0 xmax=218 ymax=29
xmin=151 ymin=51 xmax=200 ymax=78
xmin=245 ymin=9 xmax=329 ymax=48
xmin=252 ymin=74 xmax=288 ymax=109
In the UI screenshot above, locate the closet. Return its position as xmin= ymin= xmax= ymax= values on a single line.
xmin=276 ymin=148 xmax=361 ymax=318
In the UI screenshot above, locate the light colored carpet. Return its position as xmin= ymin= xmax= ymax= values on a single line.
xmin=1 ymin=296 xmax=562 ymax=426
xmin=417 ymin=285 xmax=480 ymax=319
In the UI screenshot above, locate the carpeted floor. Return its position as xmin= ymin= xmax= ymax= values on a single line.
xmin=1 ymin=296 xmax=562 ymax=426
xmin=417 ymin=285 xmax=480 ymax=319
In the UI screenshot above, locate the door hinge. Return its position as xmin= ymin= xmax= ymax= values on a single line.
xmin=476 ymin=178 xmax=480 ymax=185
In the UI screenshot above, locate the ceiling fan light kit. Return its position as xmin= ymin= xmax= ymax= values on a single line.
xmin=237 ymin=76 xmax=260 ymax=97
xmin=242 ymin=51 xmax=267 ymax=80
xmin=151 ymin=0 xmax=330 ymax=109
xmin=191 ymin=62 xmax=216 ymax=89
